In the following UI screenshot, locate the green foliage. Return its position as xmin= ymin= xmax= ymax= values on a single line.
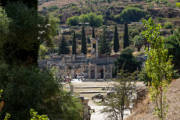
xmin=86 ymin=12 xmax=103 ymax=27
xmin=176 ymin=2 xmax=180 ymax=8
xmin=165 ymin=28 xmax=180 ymax=70
xmin=0 ymin=7 xmax=10 ymax=60
xmin=99 ymin=26 xmax=111 ymax=55
xmin=0 ymin=2 xmax=39 ymax=65
xmin=0 ymin=89 xmax=3 ymax=98
xmin=30 ymin=109 xmax=49 ymax=120
xmin=39 ymin=45 xmax=48 ymax=59
xmin=114 ymin=48 xmax=141 ymax=74
xmin=47 ymin=5 xmax=59 ymax=12
xmin=163 ymin=22 xmax=173 ymax=29
xmin=0 ymin=64 xmax=61 ymax=120
xmin=67 ymin=16 xmax=79 ymax=26
xmin=133 ymin=34 xmax=145 ymax=51
xmin=59 ymin=92 xmax=83 ymax=120
xmin=40 ymin=14 xmax=59 ymax=47
xmin=138 ymin=69 xmax=152 ymax=86
xmin=0 ymin=3 xmax=59 ymax=64
xmin=81 ymin=26 xmax=87 ymax=54
xmin=79 ymin=14 xmax=89 ymax=23
xmin=142 ymin=18 xmax=174 ymax=120
xmin=58 ymin=35 xmax=70 ymax=55
xmin=3 ymin=113 xmax=11 ymax=120
xmin=67 ymin=13 xmax=103 ymax=27
xmin=113 ymin=25 xmax=120 ymax=53
xmin=123 ymin=23 xmax=130 ymax=49
xmin=115 ymin=7 xmax=146 ymax=24
xmin=72 ymin=31 xmax=77 ymax=55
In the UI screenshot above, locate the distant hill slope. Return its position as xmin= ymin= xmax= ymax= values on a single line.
xmin=38 ymin=0 xmax=80 ymax=10
xmin=127 ymin=78 xmax=180 ymax=120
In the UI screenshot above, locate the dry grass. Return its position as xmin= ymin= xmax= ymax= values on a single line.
xmin=126 ymin=78 xmax=180 ymax=120
xmin=38 ymin=0 xmax=80 ymax=10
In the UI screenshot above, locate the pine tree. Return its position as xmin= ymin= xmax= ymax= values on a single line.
xmin=99 ymin=26 xmax=111 ymax=55
xmin=81 ymin=26 xmax=87 ymax=54
xmin=113 ymin=25 xmax=120 ymax=52
xmin=72 ymin=31 xmax=77 ymax=55
xmin=58 ymin=35 xmax=69 ymax=55
xmin=92 ymin=27 xmax=95 ymax=38
xmin=123 ymin=23 xmax=129 ymax=49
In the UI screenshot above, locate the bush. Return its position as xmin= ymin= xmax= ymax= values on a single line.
xmin=0 ymin=64 xmax=60 ymax=120
xmin=115 ymin=7 xmax=146 ymax=23
xmin=163 ymin=22 xmax=173 ymax=29
xmin=176 ymin=2 xmax=180 ymax=8
xmin=0 ymin=63 xmax=83 ymax=120
xmin=114 ymin=48 xmax=142 ymax=74
xmin=67 ymin=16 xmax=79 ymax=26
xmin=67 ymin=13 xmax=103 ymax=27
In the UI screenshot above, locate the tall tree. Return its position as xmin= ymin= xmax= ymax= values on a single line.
xmin=123 ymin=23 xmax=129 ymax=49
xmin=92 ymin=27 xmax=95 ymax=38
xmin=99 ymin=26 xmax=111 ymax=55
xmin=72 ymin=31 xmax=77 ymax=55
xmin=81 ymin=26 xmax=87 ymax=54
xmin=58 ymin=35 xmax=69 ymax=55
xmin=113 ymin=25 xmax=120 ymax=53
xmin=143 ymin=18 xmax=174 ymax=120
xmin=0 ymin=3 xmax=39 ymax=66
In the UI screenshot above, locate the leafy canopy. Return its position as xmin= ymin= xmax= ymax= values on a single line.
xmin=142 ymin=18 xmax=174 ymax=119
xmin=115 ymin=7 xmax=146 ymax=24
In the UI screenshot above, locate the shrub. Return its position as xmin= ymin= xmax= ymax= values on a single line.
xmin=163 ymin=22 xmax=173 ymax=29
xmin=114 ymin=48 xmax=142 ymax=74
xmin=0 ymin=64 xmax=59 ymax=120
xmin=67 ymin=16 xmax=79 ymax=26
xmin=115 ymin=7 xmax=146 ymax=23
xmin=176 ymin=2 xmax=180 ymax=8
xmin=0 ymin=63 xmax=83 ymax=120
xmin=67 ymin=13 xmax=103 ymax=27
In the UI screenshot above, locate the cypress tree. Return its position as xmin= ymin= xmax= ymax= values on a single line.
xmin=58 ymin=35 xmax=69 ymax=55
xmin=72 ymin=31 xmax=77 ymax=55
xmin=81 ymin=26 xmax=87 ymax=54
xmin=92 ymin=27 xmax=95 ymax=38
xmin=123 ymin=23 xmax=129 ymax=49
xmin=113 ymin=25 xmax=120 ymax=52
xmin=99 ymin=26 xmax=111 ymax=55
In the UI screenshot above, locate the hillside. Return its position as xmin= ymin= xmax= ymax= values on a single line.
xmin=38 ymin=0 xmax=80 ymax=10
xmin=127 ymin=78 xmax=180 ymax=120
